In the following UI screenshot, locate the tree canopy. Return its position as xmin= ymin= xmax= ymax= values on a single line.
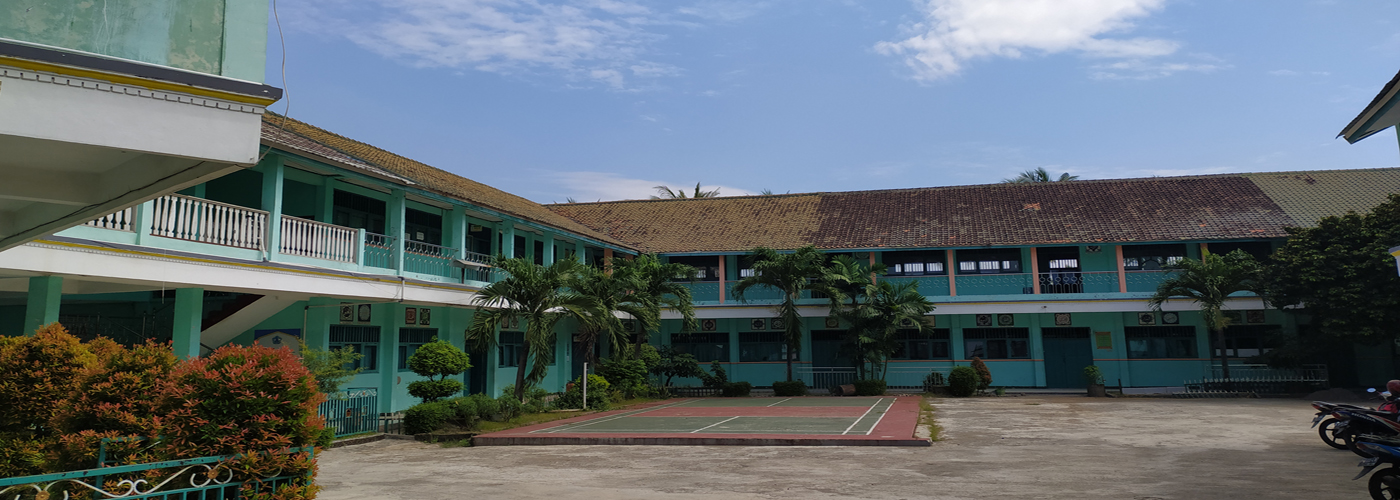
xmin=731 ymin=245 xmax=838 ymax=381
xmin=1148 ymin=249 xmax=1263 ymax=381
xmin=652 ymin=182 xmax=720 ymax=199
xmin=1001 ymin=167 xmax=1078 ymax=183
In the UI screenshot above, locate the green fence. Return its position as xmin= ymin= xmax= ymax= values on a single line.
xmin=319 ymin=387 xmax=379 ymax=437
xmin=0 ymin=447 xmax=313 ymax=500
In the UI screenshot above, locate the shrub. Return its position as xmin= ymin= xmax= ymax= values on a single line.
xmin=496 ymin=393 xmax=525 ymax=420
xmin=970 ymin=357 xmax=993 ymax=391
xmin=597 ymin=357 xmax=649 ymax=399
xmin=1084 ymin=365 xmax=1105 ymax=386
xmin=853 ymin=379 xmax=887 ymax=396
xmin=0 ymin=434 xmax=50 ymax=477
xmin=404 ymin=401 xmax=453 ymax=435
xmin=651 ymin=346 xmax=705 ymax=388
xmin=721 ymin=382 xmax=752 ymax=397
xmin=698 ymin=361 xmax=728 ymax=388
xmin=553 ymin=374 xmax=612 ymax=410
xmin=50 ymin=338 xmax=177 ymax=470
xmin=948 ymin=366 xmax=979 ymax=397
xmin=772 ymin=380 xmax=808 ymax=397
xmin=298 ymin=340 xmax=363 ymax=395
xmin=0 ymin=323 xmax=97 ymax=435
xmin=406 ymin=339 xmax=471 ymax=403
xmin=472 ymin=393 xmax=502 ymax=421
xmin=922 ymin=371 xmax=946 ymax=392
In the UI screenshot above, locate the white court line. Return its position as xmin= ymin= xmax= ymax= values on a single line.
xmin=841 ymin=397 xmax=885 ymax=435
xmin=767 ymin=398 xmax=792 ymax=407
xmin=864 ymin=398 xmax=896 ymax=435
xmin=537 ymin=399 xmax=695 ymax=434
xmin=691 ymin=416 xmax=741 ymax=433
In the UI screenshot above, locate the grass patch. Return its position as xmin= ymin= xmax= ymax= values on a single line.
xmin=919 ymin=397 xmax=942 ymax=442
xmin=475 ymin=397 xmax=665 ymax=434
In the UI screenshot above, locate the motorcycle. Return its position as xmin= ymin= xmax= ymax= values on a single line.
xmin=1351 ymin=434 xmax=1400 ymax=500
xmin=1317 ymin=388 xmax=1399 ymax=451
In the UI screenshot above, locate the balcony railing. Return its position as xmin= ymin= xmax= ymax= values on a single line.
xmin=1125 ymin=270 xmax=1174 ymax=293
xmin=280 ymin=216 xmax=358 ymax=263
xmin=405 ymin=240 xmax=457 ymax=279
xmin=83 ymin=207 xmax=135 ymax=231
xmin=954 ymin=273 xmax=1033 ymax=295
xmin=728 ymin=283 xmax=786 ymax=303
xmin=685 ymin=281 xmax=723 ymax=303
xmin=1037 ymin=271 xmax=1122 ymax=294
xmin=364 ymin=232 xmax=395 ymax=269
xmin=150 ymin=194 xmax=267 ymax=250
xmin=882 ymin=275 xmax=952 ymax=296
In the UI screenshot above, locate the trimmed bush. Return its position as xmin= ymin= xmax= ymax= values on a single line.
xmin=721 ymin=381 xmax=753 ymax=397
xmin=404 ymin=401 xmax=453 ymax=435
xmin=772 ymin=380 xmax=808 ymax=397
xmin=553 ymin=374 xmax=612 ymax=410
xmin=1083 ymin=365 xmax=1105 ymax=385
xmin=948 ymin=366 xmax=979 ymax=397
xmin=970 ymin=357 xmax=993 ymax=392
xmin=853 ymin=379 xmax=887 ymax=396
xmin=597 ymin=357 xmax=649 ymax=399
xmin=406 ymin=339 xmax=471 ymax=403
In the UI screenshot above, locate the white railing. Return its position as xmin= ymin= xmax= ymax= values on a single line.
xmin=795 ymin=367 xmax=857 ymax=391
xmin=150 ymin=194 xmax=267 ymax=251
xmin=280 ymin=216 xmax=357 ymax=263
xmin=83 ymin=207 xmax=136 ymax=231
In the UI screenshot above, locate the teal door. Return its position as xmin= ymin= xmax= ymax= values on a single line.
xmin=1042 ymin=328 xmax=1093 ymax=388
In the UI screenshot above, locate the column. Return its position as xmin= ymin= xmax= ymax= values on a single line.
xmin=304 ymin=297 xmax=337 ymax=351
xmin=1115 ymin=245 xmax=1128 ymax=293
xmin=447 ymin=206 xmax=467 ymax=259
xmin=946 ymin=250 xmax=958 ymax=297
xmin=319 ymin=179 xmax=337 ymax=223
xmin=1029 ymin=313 xmax=1045 ymax=387
xmin=499 ymin=223 xmax=515 ymax=259
xmin=172 ymin=287 xmax=204 ymax=359
xmin=603 ymin=248 xmax=614 ymax=270
xmin=717 ymin=255 xmax=727 ymax=304
xmin=379 ymin=305 xmax=400 ymax=413
xmin=542 ymin=232 xmax=556 ymax=265
xmin=260 ymin=155 xmax=285 ymax=260
xmin=1030 ymin=247 xmax=1041 ymax=294
xmin=132 ymin=200 xmax=155 ymax=246
xmin=22 ymin=275 xmax=63 ymax=335
xmin=388 ymin=189 xmax=407 ymax=274
xmin=574 ymin=241 xmax=586 ymax=263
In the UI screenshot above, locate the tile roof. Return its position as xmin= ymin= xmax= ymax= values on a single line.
xmin=259 ymin=113 xmax=633 ymax=250
xmin=547 ymin=168 xmax=1400 ymax=254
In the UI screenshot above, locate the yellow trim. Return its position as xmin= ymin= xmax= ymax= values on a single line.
xmin=0 ymin=56 xmax=278 ymax=106
xmin=32 ymin=239 xmax=481 ymax=294
xmin=1391 ymin=248 xmax=1400 ymax=257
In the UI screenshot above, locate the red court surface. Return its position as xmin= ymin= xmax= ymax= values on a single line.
xmin=473 ymin=396 xmax=929 ymax=447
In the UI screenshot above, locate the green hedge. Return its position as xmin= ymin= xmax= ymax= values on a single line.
xmin=853 ymin=379 xmax=886 ymax=396
xmin=721 ymin=382 xmax=752 ymax=397
xmin=948 ymin=366 xmax=979 ymax=397
xmin=772 ymin=380 xmax=807 ymax=397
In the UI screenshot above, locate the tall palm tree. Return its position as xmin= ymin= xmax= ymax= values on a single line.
xmin=1002 ymin=167 xmax=1079 ymax=183
xmin=837 ymin=280 xmax=935 ymax=380
xmin=1147 ymin=249 xmax=1263 ymax=384
xmin=731 ymin=245 xmax=837 ymax=381
xmin=820 ymin=255 xmax=881 ymax=377
xmin=466 ymin=257 xmax=601 ymax=401
xmin=652 ymin=182 xmax=721 ymax=199
xmin=568 ymin=265 xmax=655 ymax=365
xmin=612 ymin=254 xmax=700 ymax=355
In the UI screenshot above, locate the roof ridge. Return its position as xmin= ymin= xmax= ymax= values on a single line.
xmin=545 ymin=191 xmax=821 ymax=207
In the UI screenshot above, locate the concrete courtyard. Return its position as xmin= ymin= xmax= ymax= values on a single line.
xmin=318 ymin=396 xmax=1366 ymax=499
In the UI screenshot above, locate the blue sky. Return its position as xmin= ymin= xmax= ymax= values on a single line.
xmin=267 ymin=0 xmax=1400 ymax=203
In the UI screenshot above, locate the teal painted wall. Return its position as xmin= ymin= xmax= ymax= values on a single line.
xmin=204 ymin=169 xmax=263 ymax=209
xmin=281 ymin=179 xmax=319 ymax=219
xmin=0 ymin=0 xmax=269 ymax=81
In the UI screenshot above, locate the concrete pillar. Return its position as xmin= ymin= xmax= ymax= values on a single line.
xmin=574 ymin=241 xmax=586 ymax=263
xmin=319 ymin=179 xmax=336 ymax=223
xmin=500 ymin=223 xmax=515 ymax=259
xmin=379 ymin=305 xmax=400 ymax=413
xmin=1115 ymin=245 xmax=1128 ymax=293
xmin=946 ymin=250 xmax=958 ymax=297
xmin=172 ymin=287 xmax=204 ymax=359
xmin=260 ymin=155 xmax=285 ymax=260
xmin=22 ymin=275 xmax=63 ymax=335
xmin=305 ymin=297 xmax=338 ymax=351
xmin=1030 ymin=247 xmax=1041 ymax=294
xmin=542 ymin=233 xmax=556 ymax=265
xmin=388 ymin=190 xmax=407 ymax=274
xmin=132 ymin=200 xmax=155 ymax=245
xmin=448 ymin=206 xmax=467 ymax=259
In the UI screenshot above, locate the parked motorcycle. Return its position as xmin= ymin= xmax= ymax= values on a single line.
xmin=1350 ymin=434 xmax=1400 ymax=500
xmin=1317 ymin=386 xmax=1400 ymax=451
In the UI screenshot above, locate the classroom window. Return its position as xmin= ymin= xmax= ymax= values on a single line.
xmin=329 ymin=325 xmax=380 ymax=372
xmin=499 ymin=331 xmax=524 ymax=367
xmin=963 ymin=328 xmax=1030 ymax=359
xmin=1220 ymin=325 xmax=1281 ymax=358
xmin=667 ymin=256 xmax=721 ymax=282
xmin=891 ymin=329 xmax=951 ymax=359
xmin=331 ymin=190 xmax=387 ymax=234
xmin=1122 ymin=244 xmax=1188 ymax=270
xmin=957 ymin=249 xmax=1022 ymax=274
xmin=885 ymin=251 xmax=948 ymax=276
xmin=404 ymin=208 xmax=442 ymax=245
xmin=397 ymin=328 xmax=438 ymax=371
xmin=739 ymin=331 xmax=793 ymax=362
xmin=1125 ymin=326 xmax=1198 ymax=359
xmin=672 ymin=332 xmax=730 ymax=363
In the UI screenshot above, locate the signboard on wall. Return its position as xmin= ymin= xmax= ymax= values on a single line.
xmin=254 ymin=329 xmax=302 ymax=354
xmin=1094 ymin=331 xmax=1113 ymax=350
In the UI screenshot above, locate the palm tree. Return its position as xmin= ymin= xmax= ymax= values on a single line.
xmin=1002 ymin=167 xmax=1079 ymax=183
xmin=652 ymin=182 xmax=721 ymax=199
xmin=568 ymin=265 xmax=655 ymax=365
xmin=836 ymin=281 xmax=935 ymax=380
xmin=612 ymin=254 xmax=699 ymax=355
xmin=1147 ymin=249 xmax=1263 ymax=385
xmin=731 ymin=245 xmax=837 ymax=381
xmin=466 ymin=257 xmax=601 ymax=401
xmin=819 ymin=255 xmax=882 ymax=378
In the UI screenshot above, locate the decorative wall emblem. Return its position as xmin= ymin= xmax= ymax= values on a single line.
xmin=824 ymin=317 xmax=840 ymax=328
xmin=1095 ymin=331 xmax=1113 ymax=350
xmin=976 ymin=314 xmax=993 ymax=327
xmin=1162 ymin=312 xmax=1180 ymax=325
xmin=997 ymin=314 xmax=1014 ymax=326
xmin=254 ymin=329 xmax=301 ymax=354
xmin=405 ymin=308 xmax=417 ymax=325
xmin=1137 ymin=312 xmax=1156 ymax=326
xmin=340 ymin=305 xmax=354 ymax=323
xmin=419 ymin=308 xmax=431 ymax=326
xmin=1223 ymin=311 xmax=1243 ymax=324
xmin=357 ymin=304 xmax=372 ymax=323
xmin=1085 ymin=245 xmax=1102 ymax=253
xmin=1054 ymin=313 xmax=1072 ymax=326
xmin=1246 ymin=310 xmax=1265 ymax=324
xmin=770 ymin=318 xmax=786 ymax=330
xmin=750 ymin=318 xmax=766 ymax=330
xmin=702 ymin=319 xmax=717 ymax=331
xmin=899 ymin=317 xmax=917 ymax=328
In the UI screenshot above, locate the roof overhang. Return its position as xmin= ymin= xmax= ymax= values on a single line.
xmin=1340 ymin=68 xmax=1400 ymax=144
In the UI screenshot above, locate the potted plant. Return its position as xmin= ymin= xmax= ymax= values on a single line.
xmin=1084 ymin=365 xmax=1107 ymax=397
xmin=922 ymin=371 xmax=948 ymax=395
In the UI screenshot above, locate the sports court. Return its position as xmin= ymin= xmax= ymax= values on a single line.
xmin=472 ymin=396 xmax=928 ymax=446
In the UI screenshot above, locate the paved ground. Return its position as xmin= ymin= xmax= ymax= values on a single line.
xmin=318 ymin=395 xmax=1367 ymax=499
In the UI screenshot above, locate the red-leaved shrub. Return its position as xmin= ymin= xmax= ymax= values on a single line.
xmin=50 ymin=338 xmax=178 ymax=470
xmin=0 ymin=323 xmax=96 ymax=435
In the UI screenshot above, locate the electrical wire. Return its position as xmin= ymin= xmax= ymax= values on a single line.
xmin=256 ymin=0 xmax=291 ymax=165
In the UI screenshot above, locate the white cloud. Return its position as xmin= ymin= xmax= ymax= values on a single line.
xmin=1089 ymin=59 xmax=1224 ymax=80
xmin=875 ymin=0 xmax=1185 ymax=81
xmin=545 ymin=171 xmax=755 ymax=201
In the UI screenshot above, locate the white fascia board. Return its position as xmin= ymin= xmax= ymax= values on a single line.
xmin=660 ymin=297 xmax=1268 ymax=319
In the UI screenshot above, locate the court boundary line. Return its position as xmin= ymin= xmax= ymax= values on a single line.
xmin=535 ymin=399 xmax=696 ymax=434
xmin=766 ymin=398 xmax=792 ymax=407
xmin=690 ymin=416 xmax=741 ymax=433
xmin=841 ymin=398 xmax=884 ymax=435
xmin=864 ymin=398 xmax=895 ymax=435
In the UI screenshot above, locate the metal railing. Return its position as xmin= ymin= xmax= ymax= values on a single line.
xmin=885 ymin=366 xmax=951 ymax=390
xmin=150 ymin=194 xmax=268 ymax=251
xmin=881 ymin=275 xmax=951 ymax=296
xmin=363 ymin=232 xmax=395 ymax=269
xmin=954 ymin=273 xmax=1033 ymax=295
xmin=685 ymin=282 xmax=723 ymax=303
xmin=0 ymin=447 xmax=313 ymax=500
xmin=280 ymin=216 xmax=358 ymax=263
xmin=405 ymin=240 xmax=457 ymax=278
xmin=795 ymin=366 xmax=857 ymax=391
xmin=1206 ymin=363 xmax=1327 ymax=381
xmin=1037 ymin=271 xmax=1121 ymax=294
xmin=1185 ymin=364 xmax=1329 ymax=394
xmin=319 ymin=388 xmax=379 ymax=437
xmin=84 ymin=207 xmax=136 ymax=231
xmin=1124 ymin=270 xmax=1175 ymax=293
xmin=728 ymin=284 xmax=786 ymax=303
